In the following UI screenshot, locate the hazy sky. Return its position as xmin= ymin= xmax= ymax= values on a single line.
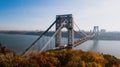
xmin=0 ymin=0 xmax=120 ymax=31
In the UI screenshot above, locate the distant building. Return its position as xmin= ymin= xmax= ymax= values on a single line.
xmin=100 ymin=29 xmax=106 ymax=32
xmin=35 ymin=29 xmax=39 ymax=33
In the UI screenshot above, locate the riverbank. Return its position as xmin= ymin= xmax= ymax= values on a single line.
xmin=0 ymin=45 xmax=120 ymax=67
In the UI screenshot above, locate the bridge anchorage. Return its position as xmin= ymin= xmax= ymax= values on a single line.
xmin=22 ymin=14 xmax=99 ymax=56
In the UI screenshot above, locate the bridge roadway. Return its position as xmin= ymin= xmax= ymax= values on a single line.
xmin=73 ymin=34 xmax=95 ymax=47
xmin=51 ymin=34 xmax=95 ymax=50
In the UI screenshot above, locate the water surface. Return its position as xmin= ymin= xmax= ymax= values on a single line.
xmin=0 ymin=33 xmax=120 ymax=58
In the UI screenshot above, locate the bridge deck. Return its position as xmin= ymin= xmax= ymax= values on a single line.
xmin=73 ymin=35 xmax=94 ymax=47
xmin=51 ymin=34 xmax=95 ymax=50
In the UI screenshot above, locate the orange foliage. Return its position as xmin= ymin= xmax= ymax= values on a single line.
xmin=0 ymin=49 xmax=120 ymax=67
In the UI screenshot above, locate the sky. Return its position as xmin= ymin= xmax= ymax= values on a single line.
xmin=0 ymin=0 xmax=120 ymax=31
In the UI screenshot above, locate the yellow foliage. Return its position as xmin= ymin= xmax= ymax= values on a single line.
xmin=0 ymin=49 xmax=120 ymax=67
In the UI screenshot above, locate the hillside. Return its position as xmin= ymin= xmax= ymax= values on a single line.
xmin=0 ymin=45 xmax=120 ymax=67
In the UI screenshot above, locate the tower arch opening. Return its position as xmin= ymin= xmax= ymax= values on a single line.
xmin=55 ymin=14 xmax=74 ymax=49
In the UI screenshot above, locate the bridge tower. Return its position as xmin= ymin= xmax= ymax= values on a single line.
xmin=93 ymin=26 xmax=99 ymax=39
xmin=55 ymin=14 xmax=74 ymax=49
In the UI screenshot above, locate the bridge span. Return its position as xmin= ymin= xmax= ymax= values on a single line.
xmin=22 ymin=14 xmax=99 ymax=56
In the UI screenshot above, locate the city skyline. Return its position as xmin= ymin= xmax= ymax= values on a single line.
xmin=0 ymin=0 xmax=120 ymax=31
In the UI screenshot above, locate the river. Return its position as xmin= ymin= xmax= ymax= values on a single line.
xmin=0 ymin=33 xmax=120 ymax=58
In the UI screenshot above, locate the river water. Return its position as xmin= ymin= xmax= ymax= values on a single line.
xmin=0 ymin=33 xmax=120 ymax=58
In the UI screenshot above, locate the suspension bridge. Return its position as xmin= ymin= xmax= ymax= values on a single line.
xmin=22 ymin=14 xmax=99 ymax=56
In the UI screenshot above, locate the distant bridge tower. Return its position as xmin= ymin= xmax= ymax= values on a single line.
xmin=55 ymin=14 xmax=74 ymax=49
xmin=93 ymin=26 xmax=99 ymax=39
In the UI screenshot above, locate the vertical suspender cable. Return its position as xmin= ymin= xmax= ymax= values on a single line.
xmin=74 ymin=22 xmax=87 ymax=36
